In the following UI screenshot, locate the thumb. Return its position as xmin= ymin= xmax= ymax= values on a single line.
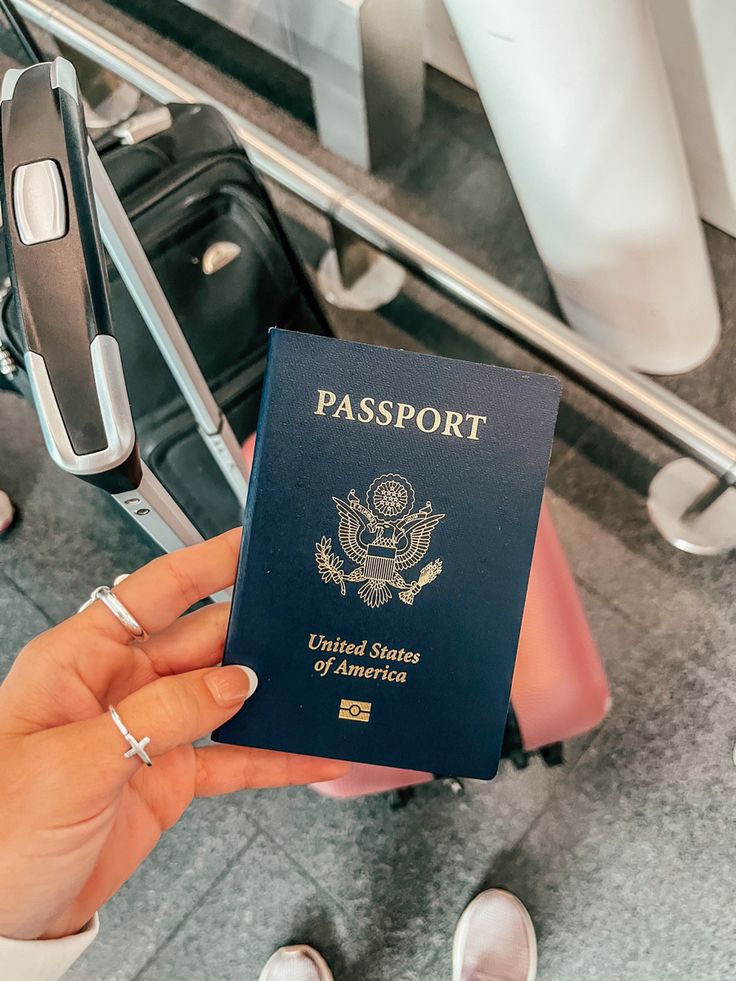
xmin=34 ymin=664 xmax=259 ymax=799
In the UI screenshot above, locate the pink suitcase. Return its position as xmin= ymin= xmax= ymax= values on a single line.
xmin=241 ymin=435 xmax=611 ymax=799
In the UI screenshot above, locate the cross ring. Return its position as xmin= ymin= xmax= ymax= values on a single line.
xmin=109 ymin=705 xmax=153 ymax=767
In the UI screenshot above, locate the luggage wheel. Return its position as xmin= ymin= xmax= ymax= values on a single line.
xmin=388 ymin=787 xmax=417 ymax=810
xmin=503 ymin=708 xmax=565 ymax=770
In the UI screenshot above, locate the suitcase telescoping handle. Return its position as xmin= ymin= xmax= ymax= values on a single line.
xmin=87 ymin=149 xmax=252 ymax=508
xmin=0 ymin=60 xmax=229 ymax=590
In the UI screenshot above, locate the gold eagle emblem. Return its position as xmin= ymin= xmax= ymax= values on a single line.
xmin=315 ymin=474 xmax=444 ymax=608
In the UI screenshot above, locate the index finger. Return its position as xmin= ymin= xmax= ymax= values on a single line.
xmin=79 ymin=527 xmax=242 ymax=641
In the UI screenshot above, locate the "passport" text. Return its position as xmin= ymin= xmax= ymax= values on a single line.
xmin=314 ymin=390 xmax=487 ymax=440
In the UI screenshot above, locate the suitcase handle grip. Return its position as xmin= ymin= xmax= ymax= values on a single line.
xmin=0 ymin=59 xmax=140 ymax=486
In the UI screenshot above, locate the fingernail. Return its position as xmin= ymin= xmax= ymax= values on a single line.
xmin=205 ymin=665 xmax=259 ymax=706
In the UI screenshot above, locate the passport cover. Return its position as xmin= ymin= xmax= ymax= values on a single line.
xmin=214 ymin=329 xmax=561 ymax=779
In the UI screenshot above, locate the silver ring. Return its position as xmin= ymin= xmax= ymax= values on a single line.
xmin=109 ymin=705 xmax=153 ymax=766
xmin=79 ymin=576 xmax=148 ymax=641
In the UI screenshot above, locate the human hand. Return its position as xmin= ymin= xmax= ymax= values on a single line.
xmin=0 ymin=529 xmax=346 ymax=941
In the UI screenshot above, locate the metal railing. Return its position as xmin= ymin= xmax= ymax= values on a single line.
xmin=14 ymin=0 xmax=736 ymax=488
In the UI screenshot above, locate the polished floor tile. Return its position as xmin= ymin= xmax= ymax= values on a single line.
xmin=66 ymin=796 xmax=261 ymax=981
xmin=135 ymin=833 xmax=355 ymax=981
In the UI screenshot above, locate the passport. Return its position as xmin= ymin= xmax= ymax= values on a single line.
xmin=214 ymin=329 xmax=561 ymax=779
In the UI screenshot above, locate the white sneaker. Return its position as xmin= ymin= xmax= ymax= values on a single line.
xmin=258 ymin=945 xmax=334 ymax=981
xmin=453 ymin=889 xmax=537 ymax=981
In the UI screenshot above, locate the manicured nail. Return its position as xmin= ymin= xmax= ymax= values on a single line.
xmin=205 ymin=665 xmax=259 ymax=706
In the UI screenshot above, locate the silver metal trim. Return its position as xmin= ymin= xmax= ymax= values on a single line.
xmin=112 ymin=462 xmax=202 ymax=551
xmin=49 ymin=55 xmax=80 ymax=102
xmin=87 ymin=140 xmax=250 ymax=506
xmin=0 ymin=58 xmax=79 ymax=107
xmin=647 ymin=458 xmax=736 ymax=556
xmin=24 ymin=335 xmax=135 ymax=475
xmin=0 ymin=68 xmax=25 ymax=103
xmin=111 ymin=465 xmax=233 ymax=602
xmin=13 ymin=159 xmax=67 ymax=245
xmin=16 ymin=0 xmax=736 ymax=489
xmin=202 ymin=421 xmax=250 ymax=502
xmin=90 ymin=334 xmax=136 ymax=459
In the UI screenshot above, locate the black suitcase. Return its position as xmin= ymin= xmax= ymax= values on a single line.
xmin=0 ymin=101 xmax=333 ymax=538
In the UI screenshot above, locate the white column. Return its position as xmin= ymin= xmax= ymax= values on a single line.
xmin=650 ymin=0 xmax=736 ymax=238
xmin=442 ymin=0 xmax=721 ymax=375
xmin=423 ymin=0 xmax=474 ymax=88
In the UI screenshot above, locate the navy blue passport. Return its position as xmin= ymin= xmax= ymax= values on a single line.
xmin=214 ymin=330 xmax=561 ymax=779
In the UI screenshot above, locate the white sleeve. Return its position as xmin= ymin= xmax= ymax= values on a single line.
xmin=0 ymin=914 xmax=99 ymax=981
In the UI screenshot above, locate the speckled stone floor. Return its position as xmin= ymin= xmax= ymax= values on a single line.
xmin=0 ymin=5 xmax=734 ymax=980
